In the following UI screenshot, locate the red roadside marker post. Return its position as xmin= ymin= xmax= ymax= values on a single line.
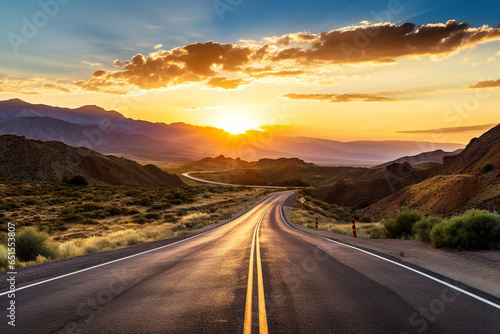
xmin=316 ymin=217 xmax=318 ymax=230
xmin=352 ymin=218 xmax=357 ymax=237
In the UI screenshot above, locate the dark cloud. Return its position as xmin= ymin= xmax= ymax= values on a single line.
xmin=271 ymin=20 xmax=500 ymax=64
xmin=397 ymin=124 xmax=497 ymax=134
xmin=282 ymin=93 xmax=401 ymax=103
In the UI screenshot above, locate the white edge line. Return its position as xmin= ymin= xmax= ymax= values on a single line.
xmin=0 ymin=194 xmax=278 ymax=297
xmin=278 ymin=193 xmax=500 ymax=311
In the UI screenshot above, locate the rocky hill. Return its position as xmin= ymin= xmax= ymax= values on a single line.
xmin=0 ymin=135 xmax=184 ymax=186
xmin=439 ymin=124 xmax=500 ymax=178
xmin=360 ymin=124 xmax=500 ymax=218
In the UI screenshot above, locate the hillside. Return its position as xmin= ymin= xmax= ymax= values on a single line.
xmin=0 ymin=135 xmax=184 ymax=186
xmin=0 ymin=99 xmax=464 ymax=167
xmin=439 ymin=124 xmax=500 ymax=178
xmin=373 ymin=149 xmax=463 ymax=169
xmin=313 ymin=162 xmax=435 ymax=208
xmin=360 ymin=124 xmax=500 ymax=218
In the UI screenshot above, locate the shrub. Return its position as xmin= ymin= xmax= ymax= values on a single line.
xmin=182 ymin=213 xmax=210 ymax=228
xmin=360 ymin=215 xmax=373 ymax=223
xmin=384 ymin=210 xmax=422 ymax=239
xmin=64 ymin=175 xmax=89 ymax=186
xmin=0 ymin=244 xmax=9 ymax=270
xmin=369 ymin=225 xmax=386 ymax=239
xmin=144 ymin=213 xmax=160 ymax=220
xmin=62 ymin=213 xmax=83 ymax=222
xmin=430 ymin=210 xmax=500 ymax=250
xmin=413 ymin=216 xmax=443 ymax=243
xmin=77 ymin=203 xmax=103 ymax=212
xmin=15 ymin=227 xmax=57 ymax=262
xmin=105 ymin=206 xmax=121 ymax=216
xmin=481 ymin=162 xmax=494 ymax=174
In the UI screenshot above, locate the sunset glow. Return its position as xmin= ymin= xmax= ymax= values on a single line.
xmin=0 ymin=1 xmax=499 ymax=144
xmin=216 ymin=114 xmax=260 ymax=135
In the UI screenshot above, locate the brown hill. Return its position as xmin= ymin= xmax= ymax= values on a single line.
xmin=361 ymin=124 xmax=500 ymax=218
xmin=439 ymin=124 xmax=500 ymax=179
xmin=314 ymin=162 xmax=434 ymax=208
xmin=0 ymin=135 xmax=184 ymax=186
xmin=365 ymin=175 xmax=481 ymax=218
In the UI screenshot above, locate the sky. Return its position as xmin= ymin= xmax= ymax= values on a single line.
xmin=1 ymin=0 xmax=499 ymax=143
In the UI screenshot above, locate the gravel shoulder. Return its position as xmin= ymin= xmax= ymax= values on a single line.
xmin=283 ymin=204 xmax=500 ymax=299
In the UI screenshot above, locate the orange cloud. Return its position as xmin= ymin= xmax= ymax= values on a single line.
xmin=467 ymin=79 xmax=500 ymax=89
xmin=397 ymin=124 xmax=497 ymax=134
xmin=282 ymin=93 xmax=402 ymax=103
xmin=3 ymin=21 xmax=500 ymax=95
xmin=206 ymin=77 xmax=249 ymax=90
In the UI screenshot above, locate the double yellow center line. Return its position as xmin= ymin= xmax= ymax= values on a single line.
xmin=243 ymin=205 xmax=271 ymax=334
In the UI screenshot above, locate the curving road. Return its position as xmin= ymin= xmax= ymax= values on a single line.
xmin=182 ymin=172 xmax=288 ymax=189
xmin=1 ymin=192 xmax=499 ymax=333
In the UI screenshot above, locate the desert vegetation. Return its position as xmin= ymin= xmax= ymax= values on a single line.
xmin=290 ymin=190 xmax=500 ymax=250
xmin=0 ymin=179 xmax=274 ymax=269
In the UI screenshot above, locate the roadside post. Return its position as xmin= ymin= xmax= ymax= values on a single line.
xmin=315 ymin=217 xmax=318 ymax=230
xmin=352 ymin=218 xmax=356 ymax=237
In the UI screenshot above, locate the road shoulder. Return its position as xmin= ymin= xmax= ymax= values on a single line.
xmin=282 ymin=201 xmax=500 ymax=299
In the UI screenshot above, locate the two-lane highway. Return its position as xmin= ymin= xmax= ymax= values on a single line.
xmin=1 ymin=192 xmax=499 ymax=333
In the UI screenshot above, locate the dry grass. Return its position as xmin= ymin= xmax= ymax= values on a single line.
xmin=289 ymin=193 xmax=380 ymax=239
xmin=0 ymin=179 xmax=275 ymax=269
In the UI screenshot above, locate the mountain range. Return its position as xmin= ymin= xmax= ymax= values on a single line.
xmin=0 ymin=99 xmax=465 ymax=167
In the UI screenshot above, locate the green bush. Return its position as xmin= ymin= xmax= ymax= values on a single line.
xmin=369 ymin=226 xmax=386 ymax=239
xmin=0 ymin=244 xmax=9 ymax=270
xmin=64 ymin=175 xmax=89 ymax=186
xmin=481 ymin=162 xmax=494 ymax=174
xmin=15 ymin=227 xmax=57 ymax=262
xmin=360 ymin=215 xmax=373 ymax=223
xmin=384 ymin=210 xmax=422 ymax=239
xmin=413 ymin=216 xmax=443 ymax=243
xmin=430 ymin=210 xmax=500 ymax=250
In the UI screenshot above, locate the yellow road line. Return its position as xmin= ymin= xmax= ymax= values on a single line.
xmin=243 ymin=217 xmax=256 ymax=334
xmin=243 ymin=205 xmax=271 ymax=334
xmin=256 ymin=215 xmax=268 ymax=334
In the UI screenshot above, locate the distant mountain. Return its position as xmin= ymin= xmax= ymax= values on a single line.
xmin=0 ymin=99 xmax=465 ymax=167
xmin=372 ymin=149 xmax=463 ymax=169
xmin=0 ymin=116 xmax=204 ymax=166
xmin=0 ymin=135 xmax=184 ymax=186
xmin=177 ymin=155 xmax=251 ymax=172
xmin=172 ymin=155 xmax=313 ymax=174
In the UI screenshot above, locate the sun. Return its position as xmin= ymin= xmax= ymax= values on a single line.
xmin=217 ymin=114 xmax=260 ymax=135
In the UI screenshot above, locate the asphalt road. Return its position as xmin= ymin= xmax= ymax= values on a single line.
xmin=1 ymin=192 xmax=499 ymax=333
xmin=182 ymin=172 xmax=288 ymax=189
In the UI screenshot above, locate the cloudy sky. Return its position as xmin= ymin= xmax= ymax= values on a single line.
xmin=1 ymin=0 xmax=499 ymax=143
